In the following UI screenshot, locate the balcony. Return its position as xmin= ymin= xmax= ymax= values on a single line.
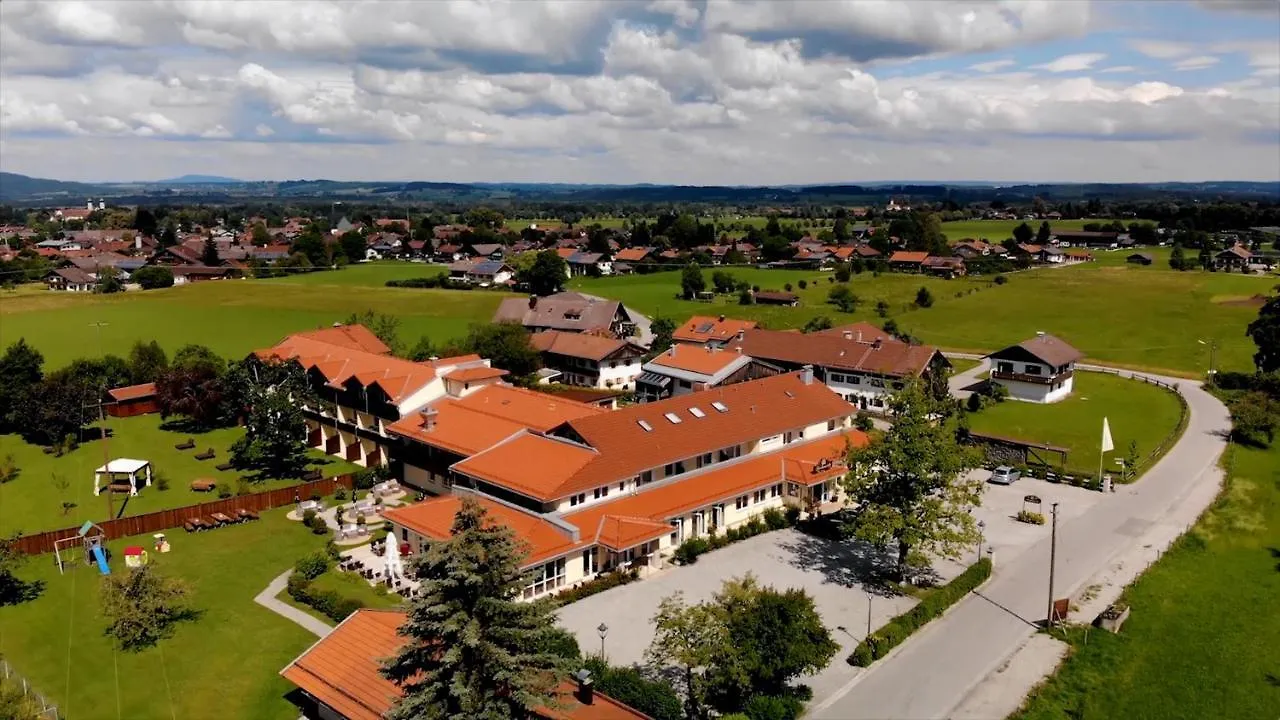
xmin=991 ymin=368 xmax=1073 ymax=386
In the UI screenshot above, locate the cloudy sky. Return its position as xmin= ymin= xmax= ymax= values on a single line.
xmin=1 ymin=0 xmax=1278 ymax=184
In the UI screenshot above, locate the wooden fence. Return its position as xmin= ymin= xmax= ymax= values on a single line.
xmin=13 ymin=474 xmax=354 ymax=555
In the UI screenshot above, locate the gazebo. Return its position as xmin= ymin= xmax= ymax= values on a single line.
xmin=94 ymin=458 xmax=153 ymax=496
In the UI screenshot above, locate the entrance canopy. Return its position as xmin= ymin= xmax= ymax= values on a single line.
xmin=94 ymin=458 xmax=152 ymax=497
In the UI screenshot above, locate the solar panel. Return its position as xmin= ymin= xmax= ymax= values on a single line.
xmin=664 ymin=412 xmax=682 ymax=424
xmin=696 ymin=322 xmax=714 ymax=333
xmin=711 ymin=401 xmax=728 ymax=412
xmin=689 ymin=407 xmax=706 ymax=418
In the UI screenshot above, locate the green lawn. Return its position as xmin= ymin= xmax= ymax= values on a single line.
xmin=0 ymin=414 xmax=358 ymax=535
xmin=1015 ymin=440 xmax=1280 ymax=720
xmin=948 ymin=357 xmax=981 ymax=375
xmin=270 ymin=261 xmax=446 ymax=286
xmin=939 ymin=218 xmax=1131 ymax=242
xmin=966 ymin=371 xmax=1184 ymax=478
xmin=277 ymin=566 xmax=405 ymax=627
xmin=0 ymin=272 xmax=505 ymax=368
xmin=0 ymin=507 xmax=332 ymax=720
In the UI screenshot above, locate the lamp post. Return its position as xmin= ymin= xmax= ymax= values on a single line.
xmin=976 ymin=520 xmax=986 ymax=564
xmin=1197 ymin=339 xmax=1217 ymax=386
xmin=1046 ymin=502 xmax=1060 ymax=627
xmin=597 ymin=622 xmax=609 ymax=660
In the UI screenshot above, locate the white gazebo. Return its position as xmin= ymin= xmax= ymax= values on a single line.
xmin=94 ymin=458 xmax=152 ymax=496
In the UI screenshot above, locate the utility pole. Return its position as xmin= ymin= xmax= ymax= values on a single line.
xmin=866 ymin=594 xmax=873 ymax=638
xmin=88 ymin=321 xmax=113 ymax=518
xmin=1046 ymin=502 xmax=1060 ymax=627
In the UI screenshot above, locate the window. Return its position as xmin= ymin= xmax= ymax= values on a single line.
xmin=828 ymin=419 xmax=838 ymax=431
xmin=849 ymin=375 xmax=861 ymax=385
xmin=638 ymin=470 xmax=654 ymax=485
xmin=618 ymin=482 xmax=626 ymax=493
xmin=784 ymin=431 xmax=795 ymax=444
xmin=870 ymin=378 xmax=885 ymax=388
xmin=1024 ymin=364 xmax=1042 ymax=375
xmin=582 ymin=549 xmax=597 ymax=575
xmin=997 ymin=361 xmax=1014 ymax=374
xmin=664 ymin=461 xmax=686 ymax=477
xmin=711 ymin=401 xmax=729 ymax=412
xmin=524 ymin=557 xmax=567 ymax=598
xmin=569 ymin=493 xmax=586 ymax=507
xmin=689 ymin=406 xmax=706 ymax=418
xmin=761 ymin=434 xmax=780 ymax=445
xmin=770 ymin=483 xmax=782 ymax=498
xmin=696 ymin=452 xmax=713 ymax=468
xmin=401 ymin=528 xmax=408 ymax=541
xmin=664 ymin=412 xmax=683 ymax=424
xmin=637 ymin=419 xmax=653 ymax=432
xmin=735 ymin=495 xmax=749 ymax=510
xmin=594 ymin=486 xmax=610 ymax=499
xmin=753 ymin=489 xmax=766 ymax=504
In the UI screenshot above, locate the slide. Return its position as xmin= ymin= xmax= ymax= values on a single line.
xmin=91 ymin=545 xmax=109 ymax=575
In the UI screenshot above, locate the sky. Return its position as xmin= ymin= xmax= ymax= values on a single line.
xmin=1 ymin=0 xmax=1278 ymax=185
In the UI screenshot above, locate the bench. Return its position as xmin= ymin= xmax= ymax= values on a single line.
xmin=194 ymin=449 xmax=216 ymax=461
xmin=174 ymin=439 xmax=196 ymax=451
xmin=190 ymin=479 xmax=216 ymax=493
xmin=214 ymin=462 xmax=235 ymax=472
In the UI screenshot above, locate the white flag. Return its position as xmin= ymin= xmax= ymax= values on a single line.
xmin=1101 ymin=417 xmax=1114 ymax=454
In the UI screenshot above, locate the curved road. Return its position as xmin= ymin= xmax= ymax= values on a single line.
xmin=811 ymin=360 xmax=1232 ymax=719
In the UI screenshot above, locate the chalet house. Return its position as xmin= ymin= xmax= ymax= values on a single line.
xmin=434 ymin=243 xmax=463 ymax=262
xmin=1053 ymin=231 xmax=1120 ymax=248
xmin=567 ymin=251 xmax=610 ymax=276
xmin=106 ymin=383 xmax=159 ymax=417
xmin=729 ymin=323 xmax=947 ymax=412
xmin=493 ymin=293 xmax=635 ymax=337
xmin=852 ymin=244 xmax=882 ymax=259
xmin=1064 ymin=248 xmax=1094 ymax=262
xmin=54 ymin=206 xmax=94 ymax=222
xmin=951 ymin=240 xmax=994 ymax=259
xmin=530 ymin=330 xmax=646 ymax=390
xmin=636 ymin=343 xmax=779 ymax=402
xmin=1215 ymin=244 xmax=1253 ymax=271
xmin=253 ymin=324 xmax=505 ymax=468
xmin=281 ymin=609 xmax=649 ymax=720
xmin=985 ymin=332 xmax=1082 ymax=403
xmin=448 ymin=260 xmax=513 ymax=285
xmin=36 ymin=238 xmax=85 ymax=253
xmin=753 ymin=290 xmax=799 ymax=306
xmin=384 ymin=372 xmax=862 ymax=598
xmin=888 ymin=251 xmax=928 ymax=272
xmin=1040 ymin=247 xmax=1065 ymax=264
xmin=44 ymin=267 xmax=96 ymax=292
xmin=673 ymin=315 xmax=759 ymax=347
xmin=921 ymin=256 xmax=966 ymax=278
xmin=171 ymin=266 xmax=241 ymax=284
xmin=463 ymin=242 xmax=504 ymax=260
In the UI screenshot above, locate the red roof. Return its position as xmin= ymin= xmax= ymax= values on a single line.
xmin=294 ymin=325 xmax=392 ymax=355
xmin=444 ymin=366 xmax=509 ymax=383
xmin=888 ymin=251 xmax=928 ymax=264
xmin=255 ymin=328 xmax=443 ymax=404
xmin=613 ymin=247 xmax=652 ymax=262
xmin=530 ymin=330 xmax=644 ymax=362
xmin=383 ymin=494 xmax=582 ymax=565
xmin=732 ymin=326 xmax=942 ymax=378
xmin=647 ymin=344 xmax=746 ymax=375
xmin=107 ymin=382 xmax=156 ymax=402
xmin=672 ymin=315 xmax=758 ymax=344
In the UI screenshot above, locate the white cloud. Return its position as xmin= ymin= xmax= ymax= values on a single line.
xmin=1173 ymin=55 xmax=1221 ymax=71
xmin=1128 ymin=39 xmax=1196 ymax=60
xmin=1033 ymin=53 xmax=1107 ymax=73
xmin=969 ymin=59 xmax=1016 ymax=73
xmin=647 ymin=0 xmax=701 ymax=28
xmin=1100 ymin=65 xmax=1138 ymax=73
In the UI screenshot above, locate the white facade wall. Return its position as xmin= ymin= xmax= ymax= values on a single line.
xmin=992 ymin=359 xmax=1075 ymax=404
xmin=824 ymin=371 xmax=904 ymax=410
xmin=597 ymin=357 xmax=643 ymax=390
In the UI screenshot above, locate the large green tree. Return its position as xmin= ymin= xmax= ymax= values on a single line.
xmin=1247 ymin=291 xmax=1280 ymax=372
xmin=520 ymin=250 xmax=568 ymax=296
xmin=383 ymin=497 xmax=567 ymax=719
xmin=0 ymin=339 xmax=44 ymax=433
xmin=127 ymin=340 xmax=168 ymax=384
xmin=100 ymin=564 xmax=192 ymax=651
xmin=648 ymin=316 xmax=677 ymax=358
xmin=344 ymin=310 xmax=404 ymax=356
xmin=842 ymin=381 xmax=985 ymax=578
xmin=461 ymin=322 xmax=541 ymax=379
xmin=646 ymin=592 xmax=729 ymax=720
xmin=680 ymin=263 xmax=706 ymax=300
xmin=229 ymin=361 xmax=312 ymax=477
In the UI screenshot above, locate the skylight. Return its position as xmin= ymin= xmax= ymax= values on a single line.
xmin=711 ymin=401 xmax=728 ymax=413
xmin=664 ymin=412 xmax=682 ymax=424
xmin=696 ymin=322 xmax=714 ymax=333
xmin=689 ymin=407 xmax=706 ymax=418
xmin=637 ymin=420 xmax=653 ymax=432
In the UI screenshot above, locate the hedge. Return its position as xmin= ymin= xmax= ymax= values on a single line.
xmin=286 ymin=571 xmax=363 ymax=623
xmin=553 ymin=567 xmax=640 ymax=607
xmin=673 ymin=507 xmax=800 ymax=565
xmin=847 ymin=557 xmax=993 ymax=667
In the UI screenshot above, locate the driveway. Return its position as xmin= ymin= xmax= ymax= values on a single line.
xmin=948 ymin=357 xmax=990 ymax=399
xmin=557 ymin=529 xmax=939 ymax=700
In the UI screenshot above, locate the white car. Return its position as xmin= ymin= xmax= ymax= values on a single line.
xmin=989 ymin=466 xmax=1021 ymax=485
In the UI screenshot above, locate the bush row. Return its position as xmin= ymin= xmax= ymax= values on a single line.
xmin=385 ymin=277 xmax=474 ymax=290
xmin=286 ymin=570 xmax=363 ymax=624
xmin=553 ymin=567 xmax=640 ymax=607
xmin=847 ymin=558 xmax=993 ymax=667
xmin=673 ymin=507 xmax=799 ymax=565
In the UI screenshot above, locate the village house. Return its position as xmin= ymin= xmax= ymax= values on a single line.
xmin=672 ymin=315 xmax=759 ymax=347
xmin=1215 ymin=244 xmax=1253 ymax=271
xmin=729 ymin=323 xmax=948 ymax=412
xmin=530 ymin=330 xmax=647 ymax=391
xmin=888 ymin=250 xmax=928 ymax=272
xmin=753 ymin=290 xmax=800 ymax=306
xmin=951 ymin=240 xmax=995 ymax=259
xmin=612 ymin=246 xmax=653 ymax=265
xmin=253 ymin=325 xmax=505 ymax=468
xmin=281 ymin=608 xmax=649 ymax=720
xmin=1053 ymin=230 xmax=1122 ymax=248
xmin=636 ymin=343 xmax=779 ymax=402
xmin=567 ymin=251 xmax=611 ymax=276
xmin=985 ymin=332 xmax=1083 ymax=403
xmin=448 ymin=260 xmax=514 ymax=285
xmin=921 ymin=255 xmax=966 ymax=278
xmin=44 ymin=266 xmax=96 ymax=292
xmin=493 ymin=292 xmax=636 ymax=338
xmin=105 ymin=383 xmax=159 ymax=417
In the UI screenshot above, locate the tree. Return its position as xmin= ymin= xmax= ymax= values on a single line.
xmin=96 ymin=266 xmax=124 ymax=294
xmin=159 ymin=222 xmax=178 ymax=247
xmin=463 ymin=206 xmax=505 ymax=229
xmin=875 ymin=299 xmax=891 ymax=318
xmin=1012 ymin=222 xmax=1034 ymax=245
xmin=646 ymin=592 xmax=729 ymax=720
xmin=826 ymin=284 xmax=858 ymax=313
xmin=681 ymin=263 xmax=706 ymax=300
xmin=833 ymin=263 xmax=852 ymax=282
xmin=765 ymin=215 xmax=782 ymax=237
xmin=842 ymin=381 xmax=984 ymax=578
xmin=406 ymin=336 xmax=437 ymax=362
xmin=711 ymin=270 xmax=738 ymax=294
xmin=345 ymin=310 xmax=404 ymax=356
xmin=1247 ymin=292 xmax=1280 ymax=372
xmin=833 ymin=217 xmax=850 ymax=242
xmin=1169 ymin=243 xmax=1187 ymax=271
xmin=1 ymin=533 xmax=43 ymax=606
xmin=132 ymin=265 xmax=174 ymax=289
xmin=339 ymin=230 xmax=367 ymax=263
xmin=1036 ymin=221 xmax=1052 ymax=244
xmin=1229 ymin=391 xmax=1279 ymax=447
xmin=133 ymin=208 xmax=158 ymax=238
xmin=0 ymin=657 xmax=44 ymax=719
xmin=18 ymin=369 xmax=95 ymax=446
xmin=172 ymin=344 xmax=226 ymax=374
xmin=383 ymin=498 xmax=566 ymax=719
xmin=915 ymin=286 xmax=934 ymax=308
xmin=803 ymin=316 xmax=833 ymax=333
xmin=200 ymin=236 xmax=220 ymax=266
xmin=156 ymin=349 xmax=230 ymax=429
xmin=461 ymin=322 xmax=541 ymax=379
xmin=521 ymin=250 xmax=568 ymax=296
xmin=921 ymin=213 xmax=948 ymax=256
xmin=291 ymin=228 xmax=330 ymax=267
xmin=0 ymin=339 xmax=43 ymax=432
xmin=127 ymin=340 xmax=168 ymax=384
xmin=251 ymin=222 xmax=271 ymax=246
xmin=649 ymin=317 xmax=677 ymax=357
xmin=582 ymin=657 xmax=683 ymax=720
xmin=100 ymin=564 xmax=191 ymax=651
xmin=230 ymin=361 xmax=312 ymax=477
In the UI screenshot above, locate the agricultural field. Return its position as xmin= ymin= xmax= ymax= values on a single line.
xmin=1015 ymin=440 xmax=1280 ymax=720
xmin=965 ymin=371 xmax=1185 ymax=478
xmin=940 ymin=218 xmax=1132 ymax=242
xmin=0 ymin=413 xmax=358 ymax=536
xmin=0 ymin=507 xmax=333 ymax=720
xmin=0 ymin=266 xmax=505 ymax=368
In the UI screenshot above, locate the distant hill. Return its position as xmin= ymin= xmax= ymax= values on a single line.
xmin=0 ymin=172 xmax=109 ymax=201
xmin=156 ymin=174 xmax=242 ymax=184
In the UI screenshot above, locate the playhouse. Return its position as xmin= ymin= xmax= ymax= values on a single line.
xmin=93 ymin=458 xmax=152 ymax=496
xmin=54 ymin=520 xmax=109 ymax=574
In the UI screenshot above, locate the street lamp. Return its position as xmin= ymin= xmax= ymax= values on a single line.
xmin=976 ymin=520 xmax=986 ymax=563
xmin=597 ymin=622 xmax=609 ymax=659
xmin=1197 ymin=339 xmax=1217 ymax=385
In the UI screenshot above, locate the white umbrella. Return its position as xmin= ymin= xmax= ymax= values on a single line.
xmin=384 ymin=535 xmax=403 ymax=580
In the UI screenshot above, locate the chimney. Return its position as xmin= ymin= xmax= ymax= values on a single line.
xmin=1036 ymin=331 xmax=1046 ymax=339
xmin=736 ymin=346 xmax=742 ymax=354
xmin=872 ymin=338 xmax=882 ymax=350
xmin=528 ymin=294 xmax=538 ymax=309
xmin=419 ymin=407 xmax=439 ymax=431
xmin=737 ymin=329 xmax=745 ymax=342
xmin=718 ymin=314 xmax=726 ymax=322
xmin=573 ymin=669 xmax=594 ymax=705
xmin=86 ymin=200 xmax=94 ymax=211
xmin=800 ymin=365 xmax=814 ymax=385
xmin=842 ymin=330 xmax=853 ymax=340
xmin=134 ymin=235 xmax=142 ymax=250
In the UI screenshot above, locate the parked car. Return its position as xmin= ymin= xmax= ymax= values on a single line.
xmin=989 ymin=466 xmax=1021 ymax=485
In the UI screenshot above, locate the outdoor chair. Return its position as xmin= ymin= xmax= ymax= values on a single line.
xmin=236 ymin=509 xmax=259 ymax=521
xmin=175 ymin=439 xmax=196 ymax=451
xmin=194 ymin=449 xmax=215 ymax=461
xmin=214 ymin=462 xmax=235 ymax=472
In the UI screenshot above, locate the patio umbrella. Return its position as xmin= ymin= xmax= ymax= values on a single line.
xmin=384 ymin=534 xmax=404 ymax=580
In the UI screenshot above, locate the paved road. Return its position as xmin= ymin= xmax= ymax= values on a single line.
xmin=811 ymin=367 xmax=1231 ymax=719
xmin=254 ymin=570 xmax=334 ymax=638
xmin=947 ymin=356 xmax=990 ymax=399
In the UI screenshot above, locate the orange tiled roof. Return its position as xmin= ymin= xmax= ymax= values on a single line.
xmin=647 ymin=344 xmax=746 ymax=375
xmin=254 ymin=328 xmax=441 ymax=404
xmin=888 ymin=251 xmax=928 ymax=263
xmin=282 ymin=609 xmax=648 ymax=720
xmin=386 ymin=399 xmax=530 ymax=457
xmin=562 ymin=430 xmax=867 ymax=549
xmin=444 ymin=365 xmax=509 ymax=383
xmin=453 ymin=432 xmax=600 ymax=502
xmin=294 ymin=325 xmax=392 ymax=355
xmin=106 ymin=382 xmax=156 ymax=402
xmin=454 ymin=384 xmax=604 ymax=432
xmin=613 ymin=247 xmax=652 ymax=262
xmin=556 ymin=247 xmax=577 ymax=259
xmin=672 ymin=315 xmax=758 ymax=344
xmin=731 ymin=326 xmax=942 ymax=378
xmin=382 ymin=494 xmax=582 ymax=564
xmin=530 ymin=330 xmax=643 ymax=362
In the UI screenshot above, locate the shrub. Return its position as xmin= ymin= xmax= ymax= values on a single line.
xmin=323 ymin=540 xmax=341 ymax=560
xmin=784 ymin=506 xmax=801 ymax=526
xmin=302 ymin=509 xmax=318 ymax=525
xmin=309 ymin=517 xmax=330 ymax=536
xmin=762 ymin=507 xmax=788 ymax=530
xmin=217 ymin=486 xmax=232 ymax=499
xmin=334 ymin=488 xmax=347 ymax=501
xmin=583 ymin=657 xmax=684 ymax=720
xmin=1016 ymin=510 xmax=1046 ymax=525
xmin=310 ymin=492 xmax=322 ymax=501
xmin=739 ymin=288 xmax=754 ymax=305
xmin=798 ymin=279 xmax=807 ymax=289
xmin=784 ymin=283 xmax=793 ymax=292
xmin=553 ymin=568 xmax=641 ymax=606
xmin=915 ymin=286 xmax=934 ymax=308
xmin=351 ymin=467 xmax=378 ymax=490
xmin=743 ymin=694 xmax=804 ymax=720
xmin=295 ymin=551 xmax=331 ymax=580
xmin=847 ymin=558 xmax=992 ymax=666
xmin=673 ymin=537 xmax=711 ymax=564
xmin=994 ymin=274 xmax=1008 ymax=285
xmin=154 ymin=471 xmax=170 ymax=491
xmin=855 ymin=411 xmax=875 ymax=431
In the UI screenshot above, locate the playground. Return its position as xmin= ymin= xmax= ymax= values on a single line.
xmin=0 ymin=506 xmax=335 ymax=720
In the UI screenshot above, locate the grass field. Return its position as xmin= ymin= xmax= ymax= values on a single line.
xmin=940 ymin=218 xmax=1130 ymax=242
xmin=270 ymin=261 xmax=446 ymax=286
xmin=1014 ymin=440 xmax=1280 ymax=720
xmin=0 ymin=414 xmax=358 ymax=535
xmin=277 ymin=566 xmax=405 ymax=627
xmin=966 ymin=371 xmax=1184 ymax=478
xmin=0 ymin=267 xmax=505 ymax=368
xmin=0 ymin=507 xmax=331 ymax=720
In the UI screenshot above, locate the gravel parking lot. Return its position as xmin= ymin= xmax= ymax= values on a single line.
xmin=968 ymin=470 xmax=1104 ymax=565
